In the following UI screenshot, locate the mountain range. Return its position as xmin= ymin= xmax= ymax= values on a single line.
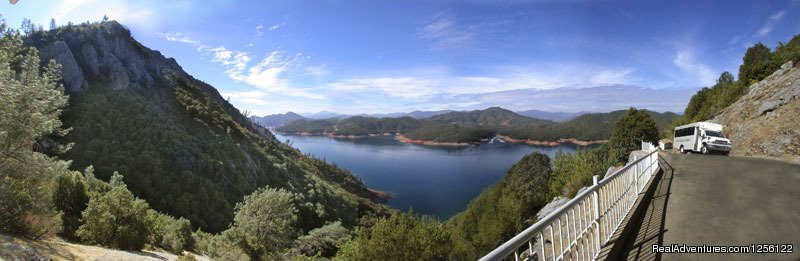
xmin=26 ymin=21 xmax=386 ymax=233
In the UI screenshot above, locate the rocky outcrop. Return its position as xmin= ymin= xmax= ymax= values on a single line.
xmin=38 ymin=41 xmax=87 ymax=92
xmin=29 ymin=21 xmax=183 ymax=92
xmin=712 ymin=61 xmax=800 ymax=163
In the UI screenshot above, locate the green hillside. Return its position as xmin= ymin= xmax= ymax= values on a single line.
xmin=24 ymin=21 xmax=387 ymax=234
xmin=668 ymin=34 xmax=800 ymax=135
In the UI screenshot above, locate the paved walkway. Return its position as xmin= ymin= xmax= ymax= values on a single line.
xmin=603 ymin=153 xmax=800 ymax=261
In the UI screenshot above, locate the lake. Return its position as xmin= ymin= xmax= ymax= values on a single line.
xmin=273 ymin=133 xmax=593 ymax=220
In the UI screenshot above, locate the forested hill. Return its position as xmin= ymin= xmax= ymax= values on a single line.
xmin=24 ymin=21 xmax=387 ymax=233
xmin=427 ymin=107 xmax=554 ymax=126
xmin=276 ymin=107 xmax=678 ymax=143
xmin=250 ymin=111 xmax=308 ymax=128
xmin=504 ymin=109 xmax=679 ymax=141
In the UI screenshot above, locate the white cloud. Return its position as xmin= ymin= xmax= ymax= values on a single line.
xmin=756 ymin=10 xmax=786 ymax=37
xmin=268 ymin=24 xmax=282 ymax=31
xmin=159 ymin=34 xmax=325 ymax=99
xmin=160 ymin=32 xmax=200 ymax=45
xmin=590 ymin=69 xmax=635 ymax=85
xmin=329 ymin=77 xmax=438 ymax=99
xmin=673 ymin=49 xmax=715 ymax=86
xmin=419 ymin=13 xmax=476 ymax=52
xmin=53 ymin=0 xmax=89 ymax=22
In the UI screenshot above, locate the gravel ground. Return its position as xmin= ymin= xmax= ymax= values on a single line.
xmin=0 ymin=234 xmax=209 ymax=261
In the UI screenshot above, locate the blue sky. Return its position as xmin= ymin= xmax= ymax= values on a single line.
xmin=3 ymin=0 xmax=800 ymax=116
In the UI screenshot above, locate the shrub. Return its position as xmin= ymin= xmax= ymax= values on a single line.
xmin=291 ymin=221 xmax=351 ymax=258
xmin=52 ymin=171 xmax=90 ymax=240
xmin=229 ymin=187 xmax=297 ymax=258
xmin=335 ymin=212 xmax=451 ymax=261
xmin=77 ymin=186 xmax=150 ymax=250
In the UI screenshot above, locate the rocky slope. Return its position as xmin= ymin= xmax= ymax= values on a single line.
xmin=23 ymin=21 xmax=386 ymax=233
xmin=712 ymin=61 xmax=800 ymax=163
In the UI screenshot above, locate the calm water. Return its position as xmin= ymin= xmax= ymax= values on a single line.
xmin=273 ymin=133 xmax=593 ymax=220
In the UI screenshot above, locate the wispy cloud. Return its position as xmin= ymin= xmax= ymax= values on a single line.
xmin=756 ymin=10 xmax=786 ymax=37
xmin=419 ymin=13 xmax=477 ymax=52
xmin=159 ymin=33 xmax=325 ymax=100
xmin=673 ymin=48 xmax=715 ymax=86
xmin=329 ymin=77 xmax=438 ymax=99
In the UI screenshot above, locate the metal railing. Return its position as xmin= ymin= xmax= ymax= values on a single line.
xmin=480 ymin=142 xmax=660 ymax=261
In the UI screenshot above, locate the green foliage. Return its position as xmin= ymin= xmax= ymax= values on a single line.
xmin=279 ymin=119 xmax=336 ymax=133
xmin=447 ymin=153 xmax=551 ymax=260
xmin=26 ymin=21 xmax=384 ymax=234
xmin=738 ymin=42 xmax=774 ymax=84
xmin=676 ymin=36 xmax=800 ymax=135
xmin=206 ymin=230 xmax=250 ymax=260
xmin=191 ymin=229 xmax=213 ymax=255
xmin=773 ymin=34 xmax=800 ymax=66
xmin=334 ymin=212 xmax=451 ymax=261
xmin=549 ymin=146 xmax=612 ymax=198
xmin=607 ymin=108 xmax=659 ymax=164
xmin=161 ymin=217 xmax=195 ymax=254
xmin=228 ymin=187 xmax=298 ymax=259
xmin=405 ymin=123 xmax=494 ymax=143
xmin=52 ymin=171 xmax=89 ymax=240
xmin=507 ymin=110 xmax=678 ymax=141
xmin=77 ymin=186 xmax=150 ymax=250
xmin=0 ymin=21 xmax=68 ymax=239
xmin=291 ymin=221 xmax=351 ymax=258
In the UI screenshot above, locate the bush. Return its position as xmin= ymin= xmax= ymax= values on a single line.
xmin=161 ymin=217 xmax=195 ymax=254
xmin=334 ymin=212 xmax=451 ymax=261
xmin=52 ymin=172 xmax=90 ymax=240
xmin=291 ymin=221 xmax=351 ymax=258
xmin=607 ymin=108 xmax=659 ymax=164
xmin=447 ymin=152 xmax=551 ymax=260
xmin=77 ymin=186 xmax=150 ymax=250
xmin=229 ymin=186 xmax=298 ymax=258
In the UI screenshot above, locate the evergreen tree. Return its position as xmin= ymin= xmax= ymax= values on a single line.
xmin=607 ymin=108 xmax=659 ymax=164
xmin=77 ymin=186 xmax=150 ymax=250
xmin=49 ymin=18 xmax=57 ymax=30
xmin=52 ymin=172 xmax=90 ymax=240
xmin=228 ymin=187 xmax=298 ymax=258
xmin=738 ymin=42 xmax=773 ymax=84
xmin=0 ymin=19 xmax=69 ymax=238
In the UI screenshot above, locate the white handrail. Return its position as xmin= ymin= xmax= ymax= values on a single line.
xmin=480 ymin=141 xmax=660 ymax=261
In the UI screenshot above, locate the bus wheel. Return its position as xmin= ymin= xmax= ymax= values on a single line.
xmin=701 ymin=146 xmax=708 ymax=154
xmin=679 ymin=146 xmax=685 ymax=154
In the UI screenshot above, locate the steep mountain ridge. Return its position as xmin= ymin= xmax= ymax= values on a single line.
xmin=250 ymin=111 xmax=308 ymax=128
xmin=25 ymin=21 xmax=385 ymax=233
xmin=712 ymin=61 xmax=800 ymax=162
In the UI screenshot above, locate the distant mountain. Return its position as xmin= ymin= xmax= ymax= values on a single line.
xmin=250 ymin=112 xmax=307 ymax=127
xmin=302 ymin=110 xmax=456 ymax=120
xmin=26 ymin=20 xmax=384 ymax=233
xmin=505 ymin=109 xmax=680 ymax=141
xmin=278 ymin=107 xmax=679 ymax=143
xmin=359 ymin=110 xmax=455 ymax=119
xmin=428 ymin=107 xmax=553 ymax=126
xmin=516 ymin=109 xmax=586 ymax=122
xmin=301 ymin=111 xmax=349 ymax=119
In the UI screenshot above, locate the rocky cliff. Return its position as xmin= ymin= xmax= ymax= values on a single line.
xmin=712 ymin=61 xmax=800 ymax=163
xmin=22 ymin=21 xmax=385 ymax=232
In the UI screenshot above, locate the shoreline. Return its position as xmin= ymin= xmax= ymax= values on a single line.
xmin=277 ymin=132 xmax=606 ymax=147
xmin=394 ymin=134 xmax=475 ymax=146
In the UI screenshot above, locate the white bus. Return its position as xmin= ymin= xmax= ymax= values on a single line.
xmin=673 ymin=122 xmax=732 ymax=155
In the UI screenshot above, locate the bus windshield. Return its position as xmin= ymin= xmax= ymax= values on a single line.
xmin=705 ymin=130 xmax=724 ymax=138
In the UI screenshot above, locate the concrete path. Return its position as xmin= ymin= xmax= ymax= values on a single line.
xmin=605 ymin=152 xmax=800 ymax=261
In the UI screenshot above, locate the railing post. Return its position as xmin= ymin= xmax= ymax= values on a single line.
xmin=633 ymin=156 xmax=639 ymax=193
xmin=592 ymin=175 xmax=600 ymax=255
